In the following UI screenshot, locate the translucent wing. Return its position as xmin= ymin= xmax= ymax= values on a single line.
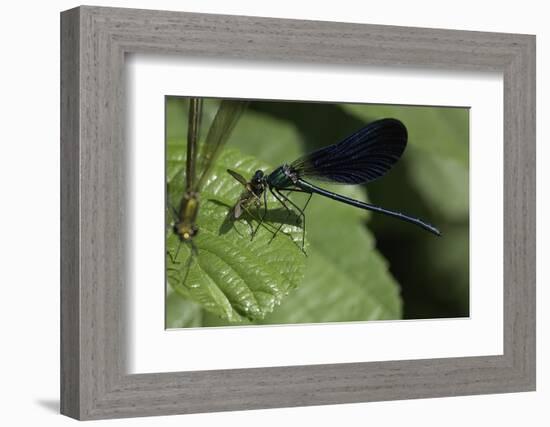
xmin=196 ymin=100 xmax=248 ymax=190
xmin=185 ymin=98 xmax=202 ymax=192
xmin=290 ymin=118 xmax=407 ymax=185
xmin=227 ymin=169 xmax=249 ymax=187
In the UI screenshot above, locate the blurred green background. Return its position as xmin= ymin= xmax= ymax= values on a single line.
xmin=166 ymin=97 xmax=469 ymax=326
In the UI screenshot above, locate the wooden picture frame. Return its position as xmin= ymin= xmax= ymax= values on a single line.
xmin=60 ymin=5 xmax=536 ymax=420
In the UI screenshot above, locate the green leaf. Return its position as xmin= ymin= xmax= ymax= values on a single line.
xmin=201 ymin=184 xmax=402 ymax=326
xmin=260 ymin=185 xmax=401 ymax=324
xmin=167 ymin=145 xmax=307 ymax=324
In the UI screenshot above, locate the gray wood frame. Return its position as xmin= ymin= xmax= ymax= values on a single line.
xmin=60 ymin=5 xmax=536 ymax=420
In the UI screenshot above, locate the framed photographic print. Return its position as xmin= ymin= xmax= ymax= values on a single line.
xmin=60 ymin=5 xmax=535 ymax=420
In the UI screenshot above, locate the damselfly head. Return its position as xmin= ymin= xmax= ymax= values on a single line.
xmin=175 ymin=222 xmax=199 ymax=241
xmin=252 ymin=170 xmax=265 ymax=183
xmin=249 ymin=170 xmax=266 ymax=196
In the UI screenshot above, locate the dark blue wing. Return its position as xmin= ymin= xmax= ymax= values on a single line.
xmin=290 ymin=118 xmax=407 ymax=184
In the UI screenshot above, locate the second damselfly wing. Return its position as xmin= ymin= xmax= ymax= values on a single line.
xmin=228 ymin=118 xmax=440 ymax=250
xmin=169 ymin=98 xmax=247 ymax=261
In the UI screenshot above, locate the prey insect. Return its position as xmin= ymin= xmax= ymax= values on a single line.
xmin=167 ymin=97 xmax=247 ymax=264
xmin=227 ymin=118 xmax=441 ymax=250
